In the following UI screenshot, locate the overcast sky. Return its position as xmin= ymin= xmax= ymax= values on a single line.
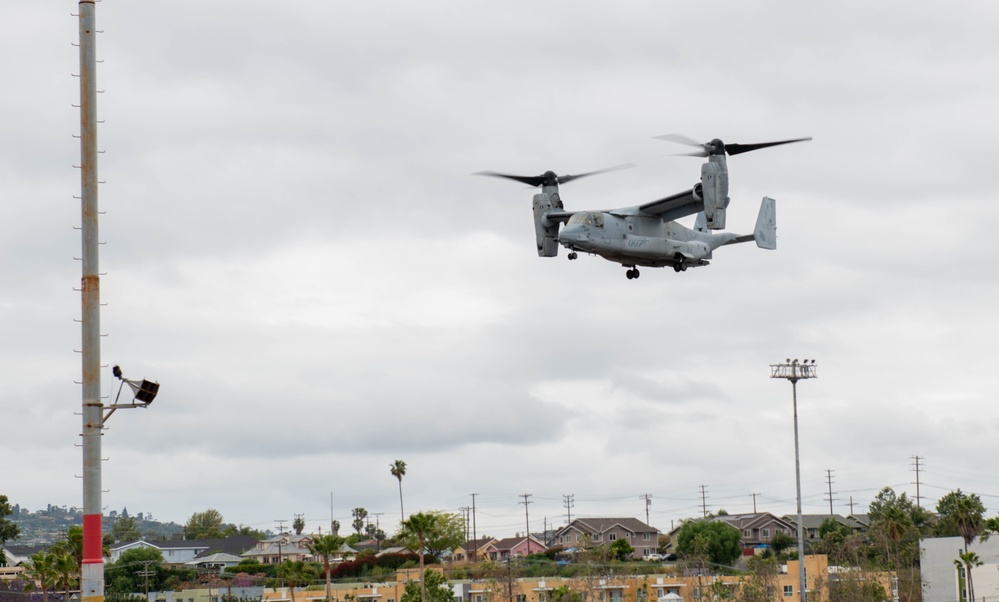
xmin=3 ymin=1 xmax=999 ymax=540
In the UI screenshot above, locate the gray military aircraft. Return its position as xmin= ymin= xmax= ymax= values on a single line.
xmin=476 ymin=135 xmax=810 ymax=279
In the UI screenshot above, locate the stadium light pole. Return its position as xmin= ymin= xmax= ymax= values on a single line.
xmin=770 ymin=358 xmax=817 ymax=602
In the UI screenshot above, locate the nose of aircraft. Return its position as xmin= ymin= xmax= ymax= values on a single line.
xmin=559 ymin=224 xmax=587 ymax=244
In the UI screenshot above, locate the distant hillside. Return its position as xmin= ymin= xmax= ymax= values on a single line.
xmin=10 ymin=503 xmax=183 ymax=545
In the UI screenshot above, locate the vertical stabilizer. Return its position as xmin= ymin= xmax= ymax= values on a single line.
xmin=754 ymin=197 xmax=777 ymax=250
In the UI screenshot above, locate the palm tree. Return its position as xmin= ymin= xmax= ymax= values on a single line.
xmin=391 ymin=460 xmax=407 ymax=522
xmin=24 ymin=550 xmax=58 ymax=602
xmin=399 ymin=512 xmax=439 ymax=602
xmin=276 ymin=559 xmax=318 ymax=602
xmin=308 ymin=534 xmax=345 ymax=602
xmin=955 ymin=551 xmax=983 ymax=602
xmin=52 ymin=550 xmax=78 ymax=602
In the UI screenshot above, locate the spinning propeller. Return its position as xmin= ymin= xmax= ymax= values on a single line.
xmin=474 ymin=163 xmax=635 ymax=188
xmin=656 ymin=134 xmax=812 ymax=157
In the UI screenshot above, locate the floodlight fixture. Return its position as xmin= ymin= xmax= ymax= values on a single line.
xmin=103 ymin=365 xmax=161 ymax=425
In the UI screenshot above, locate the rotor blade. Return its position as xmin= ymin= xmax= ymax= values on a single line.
xmin=557 ymin=163 xmax=636 ymax=184
xmin=654 ymin=133 xmax=705 ymax=147
xmin=473 ymin=171 xmax=546 ymax=187
xmin=724 ymin=137 xmax=813 ymax=156
xmin=654 ymin=134 xmax=709 ymax=157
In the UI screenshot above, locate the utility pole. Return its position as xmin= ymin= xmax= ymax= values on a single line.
xmin=470 ymin=493 xmax=478 ymax=562
xmin=771 ymin=358 xmax=818 ymax=602
xmin=459 ymin=506 xmax=471 ymax=550
xmin=563 ymin=494 xmax=574 ymax=525
xmin=911 ymin=455 xmax=924 ymax=509
xmin=699 ymin=485 xmax=709 ymax=518
xmin=848 ymin=496 xmax=854 ymax=516
xmin=750 ymin=493 xmax=760 ymax=514
xmin=136 ymin=561 xmax=155 ymax=599
xmin=275 ymin=519 xmax=288 ymax=535
xmin=824 ymin=470 xmax=836 ymax=515
xmin=640 ymin=494 xmax=652 ymax=525
xmin=78 ymin=2 xmax=104 ymax=602
xmin=520 ymin=494 xmax=533 ymax=554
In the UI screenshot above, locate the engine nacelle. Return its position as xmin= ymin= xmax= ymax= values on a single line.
xmin=700 ymin=159 xmax=729 ymax=229
xmin=533 ymin=192 xmax=560 ymax=257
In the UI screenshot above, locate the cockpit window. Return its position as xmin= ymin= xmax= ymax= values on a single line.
xmin=567 ymin=212 xmax=604 ymax=228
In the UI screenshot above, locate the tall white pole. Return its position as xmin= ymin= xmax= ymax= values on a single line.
xmin=791 ymin=379 xmax=806 ymax=602
xmin=78 ymin=2 xmax=104 ymax=602
xmin=771 ymin=359 xmax=817 ymax=602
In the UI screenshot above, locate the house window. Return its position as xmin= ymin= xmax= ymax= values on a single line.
xmin=743 ymin=530 xmax=751 ymax=537
xmin=783 ymin=586 xmax=793 ymax=597
xmin=593 ymin=534 xmax=601 ymax=542
xmin=575 ymin=535 xmax=580 ymax=543
xmin=474 ymin=596 xmax=485 ymax=602
xmin=609 ymin=534 xmax=617 ymax=541
xmin=539 ymin=594 xmax=547 ymax=602
xmin=643 ymin=533 xmax=650 ymax=541
xmin=516 ymin=595 xmax=527 ymax=602
xmin=609 ymin=591 xmax=622 ymax=602
xmin=762 ymin=529 xmax=770 ymax=538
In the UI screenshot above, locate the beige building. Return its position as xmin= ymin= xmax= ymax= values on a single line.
xmin=252 ymin=555 xmax=891 ymax=602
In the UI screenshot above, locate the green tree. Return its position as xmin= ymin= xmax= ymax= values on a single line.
xmin=276 ymin=559 xmax=318 ymax=602
xmin=675 ymin=520 xmax=742 ymax=567
xmin=768 ymin=530 xmax=796 ymax=558
xmin=737 ymin=555 xmax=779 ymax=602
xmin=399 ymin=512 xmax=440 ymax=602
xmin=352 ymin=508 xmax=368 ymax=535
xmin=186 ymin=509 xmax=226 ymax=539
xmin=937 ymin=489 xmax=986 ymax=550
xmin=106 ymin=547 xmax=165 ymax=594
xmin=0 ymin=495 xmax=20 ymax=566
xmin=400 ymin=568 xmax=453 ymax=602
xmin=52 ymin=549 xmax=79 ymax=602
xmin=955 ymin=550 xmax=983 ymax=602
xmin=110 ymin=516 xmax=142 ymax=543
xmin=422 ymin=511 xmax=466 ymax=558
xmin=24 ymin=550 xmax=58 ymax=602
xmin=293 ymin=516 xmax=306 ymax=535
xmin=391 ymin=460 xmax=407 ymax=523
xmin=308 ymin=533 xmax=345 ymax=602
xmin=609 ymin=539 xmax=634 ymax=561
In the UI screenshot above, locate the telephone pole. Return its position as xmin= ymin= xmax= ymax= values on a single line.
xmin=563 ymin=494 xmax=574 ymax=524
xmin=911 ymin=455 xmax=924 ymax=509
xmin=824 ymin=470 xmax=836 ymax=515
xmin=750 ymin=493 xmax=760 ymax=514
xmin=520 ymin=494 xmax=533 ymax=554
xmin=699 ymin=485 xmax=709 ymax=518
xmin=771 ymin=358 xmax=818 ymax=602
xmin=470 ymin=493 xmax=478 ymax=561
xmin=640 ymin=494 xmax=652 ymax=525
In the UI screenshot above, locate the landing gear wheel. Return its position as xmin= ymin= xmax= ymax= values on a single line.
xmin=626 ymin=270 xmax=634 ymax=280
xmin=625 ymin=268 xmax=640 ymax=280
xmin=674 ymin=253 xmax=686 ymax=273
xmin=568 ymin=251 xmax=578 ymax=260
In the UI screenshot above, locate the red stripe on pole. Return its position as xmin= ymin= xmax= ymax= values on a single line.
xmin=83 ymin=513 xmax=103 ymax=563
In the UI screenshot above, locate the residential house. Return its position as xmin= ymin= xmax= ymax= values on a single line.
xmin=491 ymin=535 xmax=546 ymax=560
xmin=185 ymin=552 xmax=244 ymax=574
xmin=242 ymin=534 xmax=316 ymax=564
xmin=713 ymin=513 xmax=797 ymax=555
xmin=453 ymin=538 xmax=498 ymax=562
xmin=1 ymin=544 xmax=49 ymax=567
xmin=781 ymin=514 xmax=865 ymax=542
xmin=110 ymin=535 xmax=257 ymax=565
xmin=552 ymin=518 xmax=659 ymax=560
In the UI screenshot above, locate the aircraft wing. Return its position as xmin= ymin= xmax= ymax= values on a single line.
xmin=637 ymin=188 xmax=703 ymax=221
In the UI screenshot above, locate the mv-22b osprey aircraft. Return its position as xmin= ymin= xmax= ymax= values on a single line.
xmin=476 ymin=135 xmax=811 ymax=279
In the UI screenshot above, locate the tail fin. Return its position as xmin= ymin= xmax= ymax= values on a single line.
xmin=754 ymin=197 xmax=776 ymax=250
xmin=693 ymin=212 xmax=709 ymax=233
